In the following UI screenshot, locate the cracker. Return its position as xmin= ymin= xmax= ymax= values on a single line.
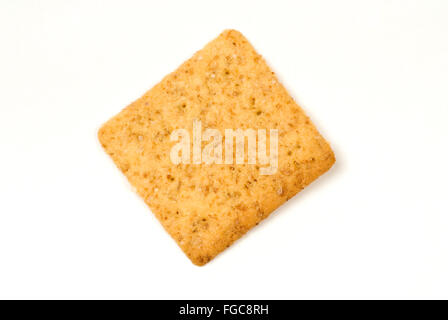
xmin=98 ymin=30 xmax=335 ymax=266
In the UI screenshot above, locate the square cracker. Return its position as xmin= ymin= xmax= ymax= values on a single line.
xmin=98 ymin=30 xmax=335 ymax=266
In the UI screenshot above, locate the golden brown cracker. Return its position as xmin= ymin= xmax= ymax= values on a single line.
xmin=98 ymin=30 xmax=335 ymax=266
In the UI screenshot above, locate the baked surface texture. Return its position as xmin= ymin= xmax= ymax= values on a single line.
xmin=98 ymin=30 xmax=335 ymax=265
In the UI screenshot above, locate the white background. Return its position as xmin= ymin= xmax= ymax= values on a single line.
xmin=0 ymin=0 xmax=447 ymax=299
